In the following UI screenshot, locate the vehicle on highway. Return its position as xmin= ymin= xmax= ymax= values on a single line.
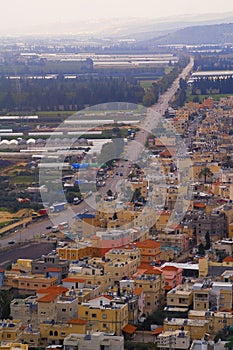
xmin=46 ymin=225 xmax=52 ymax=230
xmin=8 ymin=240 xmax=15 ymax=245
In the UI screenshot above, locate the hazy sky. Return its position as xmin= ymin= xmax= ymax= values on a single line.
xmin=1 ymin=0 xmax=233 ymax=34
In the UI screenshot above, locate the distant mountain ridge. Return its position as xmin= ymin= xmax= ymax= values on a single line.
xmin=2 ymin=11 xmax=233 ymax=41
xmin=150 ymin=22 xmax=233 ymax=45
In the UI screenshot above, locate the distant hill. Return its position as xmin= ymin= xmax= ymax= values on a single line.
xmin=151 ymin=22 xmax=233 ymax=45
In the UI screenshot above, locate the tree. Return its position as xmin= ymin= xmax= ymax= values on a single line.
xmin=107 ymin=189 xmax=113 ymax=197
xmin=198 ymin=243 xmax=205 ymax=256
xmin=205 ymin=231 xmax=211 ymax=250
xmin=132 ymin=188 xmax=142 ymax=203
xmin=112 ymin=212 xmax=118 ymax=221
xmin=0 ymin=290 xmax=13 ymax=318
xmin=198 ymin=166 xmax=213 ymax=184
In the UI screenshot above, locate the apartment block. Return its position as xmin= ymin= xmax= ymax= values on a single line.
xmin=77 ymin=295 xmax=128 ymax=336
xmin=157 ymin=330 xmax=190 ymax=350
xmin=163 ymin=318 xmax=209 ymax=340
xmin=166 ymin=285 xmax=193 ymax=311
xmin=63 ymin=332 xmax=124 ymax=350
xmin=134 ymin=267 xmax=164 ymax=315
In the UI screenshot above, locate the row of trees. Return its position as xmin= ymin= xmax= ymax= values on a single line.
xmin=192 ymin=76 xmax=233 ymax=95
xmin=0 ymin=76 xmax=145 ymax=111
xmin=194 ymin=54 xmax=233 ymax=71
xmin=142 ymin=56 xmax=190 ymax=107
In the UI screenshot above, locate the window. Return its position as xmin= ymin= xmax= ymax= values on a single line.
xmin=92 ymin=313 xmax=97 ymax=318
xmin=85 ymin=311 xmax=88 ymax=316
xmin=62 ymin=308 xmax=66 ymax=312
xmin=102 ymin=314 xmax=107 ymax=319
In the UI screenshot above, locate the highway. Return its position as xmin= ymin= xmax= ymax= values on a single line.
xmin=0 ymin=57 xmax=194 ymax=251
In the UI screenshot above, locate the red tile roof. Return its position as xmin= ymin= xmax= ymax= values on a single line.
xmin=223 ymin=256 xmax=233 ymax=263
xmin=46 ymin=268 xmax=61 ymax=272
xmin=62 ymin=278 xmax=85 ymax=283
xmin=37 ymin=285 xmax=68 ymax=295
xmin=37 ymin=293 xmax=58 ymax=303
xmin=152 ymin=326 xmax=164 ymax=335
xmin=135 ymin=240 xmax=161 ymax=249
xmin=122 ymin=324 xmax=137 ymax=334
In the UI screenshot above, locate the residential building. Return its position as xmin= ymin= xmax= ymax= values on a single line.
xmin=40 ymin=319 xmax=87 ymax=347
xmin=31 ymin=252 xmax=69 ymax=281
xmin=163 ymin=318 xmax=209 ymax=340
xmin=188 ymin=310 xmax=233 ymax=335
xmin=77 ymin=295 xmax=128 ymax=336
xmin=134 ymin=267 xmax=164 ymax=315
xmin=3 ymin=272 xmax=58 ymax=292
xmin=0 ymin=319 xmax=22 ymax=342
xmin=157 ymin=330 xmax=190 ymax=350
xmin=63 ymin=332 xmax=124 ymax=350
xmin=0 ymin=344 xmax=28 ymax=350
xmin=166 ymin=284 xmax=193 ymax=311
xmin=135 ymin=239 xmax=161 ymax=264
xmin=193 ymin=283 xmax=209 ymax=311
xmin=161 ymin=265 xmax=183 ymax=291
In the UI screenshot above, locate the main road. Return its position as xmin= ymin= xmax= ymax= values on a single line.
xmin=0 ymin=57 xmax=194 ymax=249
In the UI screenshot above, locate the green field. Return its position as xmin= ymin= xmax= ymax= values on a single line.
xmin=140 ymin=80 xmax=157 ymax=89
xmin=11 ymin=175 xmax=34 ymax=184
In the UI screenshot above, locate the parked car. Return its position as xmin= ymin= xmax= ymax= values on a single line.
xmin=8 ymin=240 xmax=15 ymax=245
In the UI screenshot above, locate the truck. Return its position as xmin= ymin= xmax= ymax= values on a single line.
xmin=58 ymin=221 xmax=69 ymax=230
xmin=50 ymin=202 xmax=66 ymax=213
xmin=39 ymin=208 xmax=48 ymax=216
xmin=31 ymin=208 xmax=48 ymax=220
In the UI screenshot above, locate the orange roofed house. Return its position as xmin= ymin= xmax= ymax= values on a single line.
xmin=135 ymin=240 xmax=161 ymax=264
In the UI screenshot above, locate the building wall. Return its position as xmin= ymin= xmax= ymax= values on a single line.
xmin=78 ymin=303 xmax=128 ymax=336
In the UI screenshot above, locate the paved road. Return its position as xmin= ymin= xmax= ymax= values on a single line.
xmin=0 ymin=242 xmax=54 ymax=269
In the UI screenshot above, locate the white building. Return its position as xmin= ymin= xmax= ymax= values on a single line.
xmin=63 ymin=332 xmax=124 ymax=350
xmin=157 ymin=330 xmax=190 ymax=350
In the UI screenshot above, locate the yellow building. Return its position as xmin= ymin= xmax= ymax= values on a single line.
xmin=0 ymin=320 xmax=22 ymax=343
xmin=130 ymin=179 xmax=148 ymax=198
xmin=78 ymin=296 xmax=128 ymax=336
xmin=57 ymin=244 xmax=101 ymax=261
xmin=134 ymin=268 xmax=164 ymax=315
xmin=193 ymin=283 xmax=209 ymax=311
xmin=40 ymin=319 xmax=87 ymax=347
xmin=166 ymin=285 xmax=193 ymax=310
xmin=3 ymin=272 xmax=58 ymax=291
xmin=228 ymin=223 xmax=233 ymax=238
xmin=11 ymin=259 xmax=32 ymax=273
xmin=199 ymin=258 xmax=208 ymax=278
xmin=155 ymin=211 xmax=171 ymax=231
xmin=0 ymin=344 xmax=28 ymax=350
xmin=188 ymin=310 xmax=233 ymax=335
xmin=163 ymin=318 xmax=209 ymax=340
xmin=191 ymin=163 xmax=220 ymax=182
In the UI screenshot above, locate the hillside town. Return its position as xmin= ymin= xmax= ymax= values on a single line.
xmin=0 ymin=92 xmax=233 ymax=350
